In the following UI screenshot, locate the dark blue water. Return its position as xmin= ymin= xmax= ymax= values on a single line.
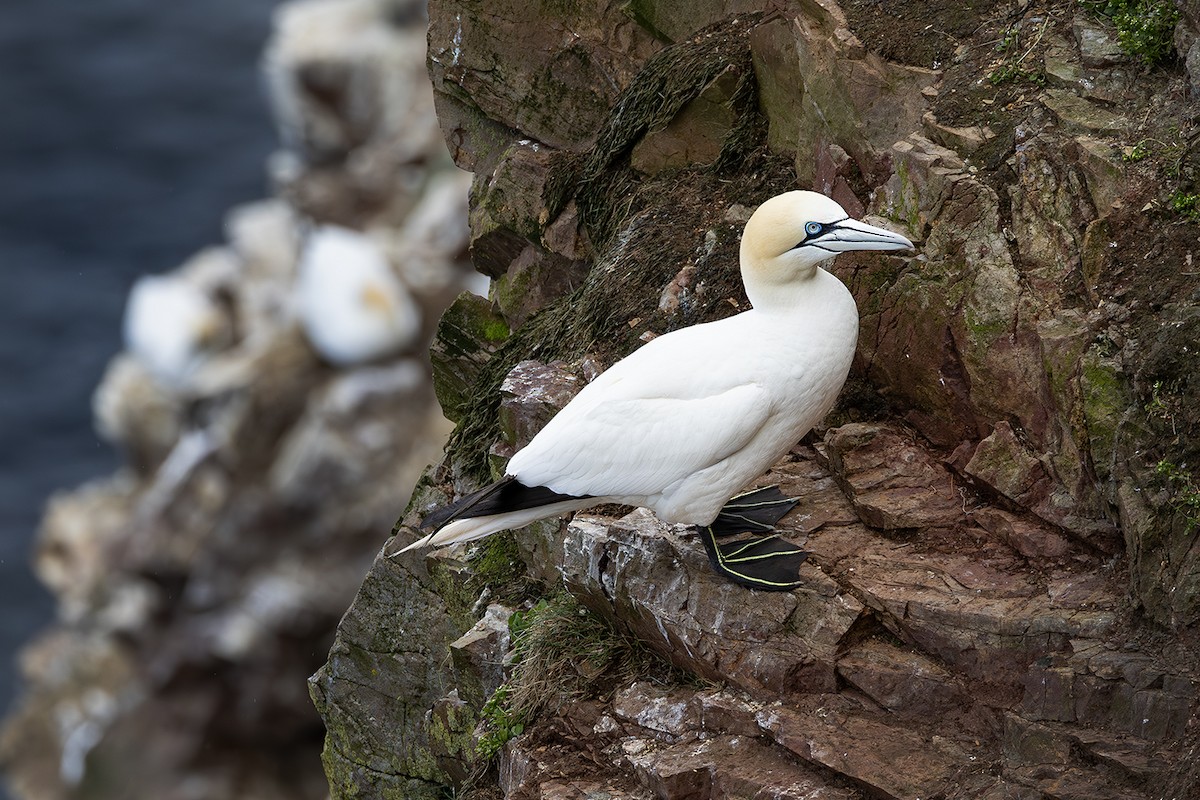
xmin=0 ymin=0 xmax=283 ymax=785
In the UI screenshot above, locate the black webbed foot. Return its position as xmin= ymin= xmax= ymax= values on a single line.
xmin=697 ymin=524 xmax=809 ymax=591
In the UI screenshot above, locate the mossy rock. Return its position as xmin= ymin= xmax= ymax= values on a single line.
xmin=430 ymin=292 xmax=511 ymax=424
xmin=1079 ymin=350 xmax=1129 ymax=484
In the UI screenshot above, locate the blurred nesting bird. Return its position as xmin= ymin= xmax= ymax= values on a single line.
xmin=123 ymin=274 xmax=229 ymax=387
xmin=404 ymin=191 xmax=915 ymax=591
xmin=296 ymin=225 xmax=421 ymax=366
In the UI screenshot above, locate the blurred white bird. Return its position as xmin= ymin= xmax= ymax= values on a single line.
xmin=405 ymin=191 xmax=914 ymax=590
xmin=123 ymin=274 xmax=227 ymax=387
xmin=296 ymin=225 xmax=421 ymax=366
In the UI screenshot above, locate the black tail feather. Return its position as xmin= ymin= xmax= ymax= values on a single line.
xmin=420 ymin=475 xmax=591 ymax=531
xmin=709 ymin=485 xmax=799 ymax=538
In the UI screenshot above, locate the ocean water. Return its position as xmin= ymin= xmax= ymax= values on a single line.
xmin=0 ymin=0 xmax=283 ymax=788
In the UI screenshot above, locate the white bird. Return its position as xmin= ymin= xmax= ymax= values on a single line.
xmin=296 ymin=225 xmax=421 ymax=366
xmin=123 ymin=274 xmax=227 ymax=387
xmin=404 ymin=191 xmax=914 ymax=590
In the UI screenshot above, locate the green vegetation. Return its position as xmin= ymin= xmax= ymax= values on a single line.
xmin=1122 ymin=140 xmax=1150 ymax=163
xmin=473 ymin=593 xmax=693 ymax=760
xmin=995 ymin=25 xmax=1020 ymax=53
xmin=1084 ymin=0 xmax=1180 ymax=65
xmin=1143 ymin=382 xmax=1200 ymax=529
xmin=1169 ymin=191 xmax=1200 ymax=220
xmin=1116 ymin=130 xmax=1199 ymax=221
xmin=1145 ymin=379 xmax=1182 ymax=432
xmin=985 ymin=19 xmax=1047 ymax=86
xmin=987 ymin=64 xmax=1046 ymax=86
xmin=1155 ymin=459 xmax=1200 ymax=530
xmin=475 ymin=685 xmax=523 ymax=760
xmin=466 ymin=533 xmax=540 ymax=605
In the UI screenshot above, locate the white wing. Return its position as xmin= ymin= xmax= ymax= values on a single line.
xmin=506 ymin=323 xmax=774 ymax=498
xmin=509 ymin=384 xmax=772 ymax=497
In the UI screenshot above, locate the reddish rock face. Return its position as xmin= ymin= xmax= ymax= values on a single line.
xmin=319 ymin=0 xmax=1200 ymax=798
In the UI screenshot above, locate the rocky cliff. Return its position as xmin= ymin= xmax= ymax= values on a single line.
xmin=315 ymin=1 xmax=1200 ymax=799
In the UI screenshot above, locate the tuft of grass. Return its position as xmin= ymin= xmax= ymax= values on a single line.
xmin=473 ymin=593 xmax=695 ymax=759
xmin=1083 ymin=0 xmax=1180 ymax=65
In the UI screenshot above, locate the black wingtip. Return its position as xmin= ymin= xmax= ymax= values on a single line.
xmin=698 ymin=526 xmax=809 ymax=591
xmin=419 ymin=476 xmax=515 ymax=531
xmin=420 ymin=475 xmax=591 ymax=531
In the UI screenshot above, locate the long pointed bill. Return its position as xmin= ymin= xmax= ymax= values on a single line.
xmin=821 ymin=218 xmax=914 ymax=253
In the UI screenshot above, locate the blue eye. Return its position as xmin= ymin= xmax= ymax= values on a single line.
xmin=805 ymin=221 xmax=823 ymax=236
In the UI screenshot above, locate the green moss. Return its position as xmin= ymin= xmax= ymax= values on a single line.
xmin=481 ymin=318 xmax=510 ymax=342
xmin=963 ymin=304 xmax=1008 ymax=347
xmin=428 ymin=558 xmax=479 ymax=634
xmin=1080 ymin=354 xmax=1130 ymax=480
xmin=891 ymin=159 xmax=923 ymax=235
xmin=425 ymin=699 xmax=477 ymax=774
xmin=466 ymin=533 xmax=542 ymax=605
xmin=430 ymin=293 xmax=511 ymax=424
xmin=1040 ymin=321 xmax=1090 ymax=412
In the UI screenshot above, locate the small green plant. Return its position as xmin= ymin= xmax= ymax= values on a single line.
xmin=1123 ymin=140 xmax=1151 ymax=162
xmin=995 ymin=25 xmax=1020 ymax=53
xmin=1169 ymin=190 xmax=1200 ymax=220
xmin=987 ymin=64 xmax=1045 ymax=86
xmin=986 ymin=18 xmax=1048 ymax=87
xmin=1084 ymin=0 xmax=1180 ymax=65
xmin=1145 ymin=379 xmax=1181 ymax=432
xmin=475 ymin=685 xmax=524 ymax=760
xmin=1155 ymin=459 xmax=1200 ymax=530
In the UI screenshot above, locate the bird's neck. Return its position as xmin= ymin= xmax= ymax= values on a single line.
xmin=743 ymin=259 xmax=848 ymax=315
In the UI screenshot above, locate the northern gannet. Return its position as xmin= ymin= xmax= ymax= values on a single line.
xmin=296 ymin=225 xmax=421 ymax=366
xmin=123 ymin=274 xmax=228 ymax=387
xmin=404 ymin=191 xmax=914 ymax=590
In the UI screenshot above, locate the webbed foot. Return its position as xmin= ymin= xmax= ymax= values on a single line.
xmin=697 ymin=524 xmax=809 ymax=591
